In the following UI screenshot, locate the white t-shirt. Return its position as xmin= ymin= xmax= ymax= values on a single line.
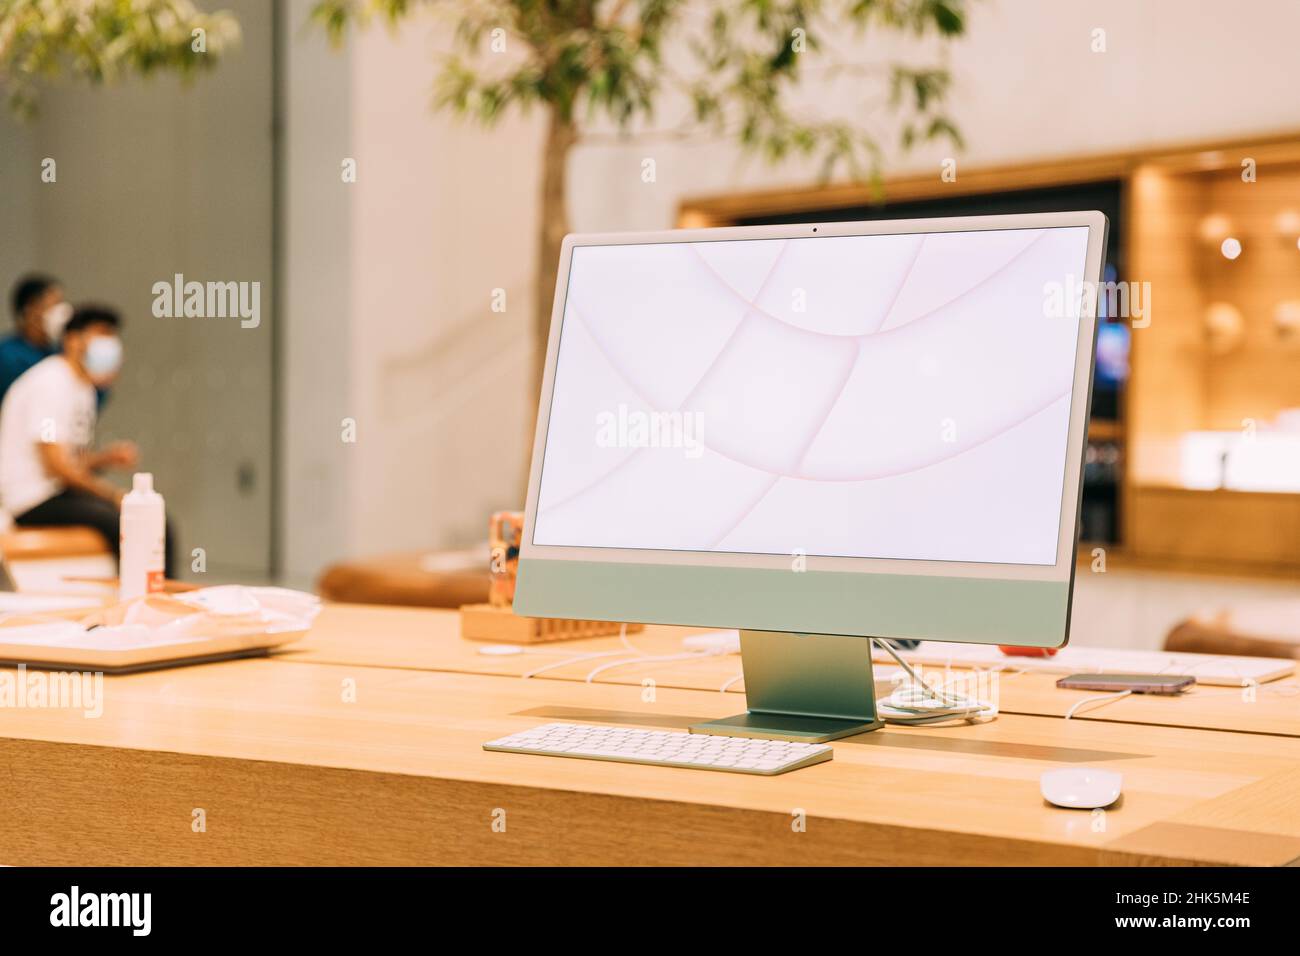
xmin=0 ymin=356 xmax=97 ymax=516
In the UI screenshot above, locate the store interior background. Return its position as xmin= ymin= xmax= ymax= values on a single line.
xmin=1 ymin=0 xmax=1297 ymax=649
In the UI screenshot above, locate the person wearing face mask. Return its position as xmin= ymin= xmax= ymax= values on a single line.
xmin=0 ymin=305 xmax=172 ymax=575
xmin=1 ymin=274 xmax=74 ymax=404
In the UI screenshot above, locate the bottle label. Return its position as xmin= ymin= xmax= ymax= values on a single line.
xmin=147 ymin=569 xmax=165 ymax=593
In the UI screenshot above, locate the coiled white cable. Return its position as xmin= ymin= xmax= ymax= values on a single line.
xmin=872 ymin=638 xmax=998 ymax=725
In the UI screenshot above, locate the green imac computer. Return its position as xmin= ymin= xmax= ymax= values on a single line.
xmin=514 ymin=211 xmax=1108 ymax=744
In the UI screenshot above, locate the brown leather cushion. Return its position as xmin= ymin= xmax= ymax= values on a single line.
xmin=1164 ymin=603 xmax=1300 ymax=660
xmin=0 ymin=526 xmax=111 ymax=560
xmin=317 ymin=551 xmax=490 ymax=609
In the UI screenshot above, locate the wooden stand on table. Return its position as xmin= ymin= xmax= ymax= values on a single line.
xmin=459 ymin=603 xmax=643 ymax=644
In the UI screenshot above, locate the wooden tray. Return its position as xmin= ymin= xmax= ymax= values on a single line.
xmin=459 ymin=603 xmax=643 ymax=644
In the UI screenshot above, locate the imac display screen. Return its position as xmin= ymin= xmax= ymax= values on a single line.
xmin=533 ymin=227 xmax=1092 ymax=566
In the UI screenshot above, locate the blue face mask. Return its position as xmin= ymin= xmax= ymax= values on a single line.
xmin=83 ymin=335 xmax=123 ymax=378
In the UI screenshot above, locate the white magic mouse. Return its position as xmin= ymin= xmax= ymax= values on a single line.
xmin=1040 ymin=767 xmax=1123 ymax=809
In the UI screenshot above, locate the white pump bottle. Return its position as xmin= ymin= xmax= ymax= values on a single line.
xmin=119 ymin=472 xmax=166 ymax=601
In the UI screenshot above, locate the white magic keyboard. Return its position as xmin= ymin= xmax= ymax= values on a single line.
xmin=483 ymin=722 xmax=833 ymax=775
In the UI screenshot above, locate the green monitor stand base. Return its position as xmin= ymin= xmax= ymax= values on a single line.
xmin=690 ymin=629 xmax=883 ymax=743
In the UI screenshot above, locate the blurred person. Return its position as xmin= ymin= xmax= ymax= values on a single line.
xmin=1 ymin=274 xmax=72 ymax=402
xmin=0 ymin=305 xmax=174 ymax=576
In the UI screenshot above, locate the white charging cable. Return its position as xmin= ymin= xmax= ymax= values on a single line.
xmin=521 ymin=649 xmax=638 ymax=680
xmin=1064 ymin=689 xmax=1132 ymax=719
xmin=871 ymin=639 xmax=998 ymax=725
xmin=583 ymin=649 xmax=716 ymax=682
xmin=520 ymin=621 xmax=647 ymax=681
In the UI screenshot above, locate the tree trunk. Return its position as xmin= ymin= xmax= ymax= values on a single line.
xmin=520 ymin=110 xmax=577 ymax=500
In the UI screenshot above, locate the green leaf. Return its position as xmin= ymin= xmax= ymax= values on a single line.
xmin=303 ymin=0 xmax=970 ymax=184
xmin=0 ymin=0 xmax=241 ymax=116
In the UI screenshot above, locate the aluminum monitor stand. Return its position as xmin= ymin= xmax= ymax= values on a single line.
xmin=691 ymin=630 xmax=883 ymax=743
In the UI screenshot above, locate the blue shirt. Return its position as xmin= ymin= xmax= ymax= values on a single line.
xmin=0 ymin=333 xmax=109 ymax=409
xmin=0 ymin=334 xmax=54 ymax=406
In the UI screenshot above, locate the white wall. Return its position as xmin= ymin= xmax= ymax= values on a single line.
xmin=281 ymin=0 xmax=1300 ymax=584
xmin=0 ymin=117 xmax=36 ymax=292
xmin=279 ymin=5 xmax=542 ymax=584
xmin=279 ymin=0 xmax=358 ymax=585
xmin=0 ymin=0 xmax=275 ymax=580
xmin=348 ymin=17 xmax=541 ymax=558
xmin=571 ymin=0 xmax=1300 ymax=231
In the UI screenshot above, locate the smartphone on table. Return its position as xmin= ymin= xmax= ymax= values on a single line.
xmin=1056 ymin=674 xmax=1195 ymax=694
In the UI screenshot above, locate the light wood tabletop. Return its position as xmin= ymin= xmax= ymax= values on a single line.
xmin=2 ymin=602 xmax=1299 ymax=866
xmin=281 ymin=604 xmax=1300 ymax=738
xmin=2 ymin=655 xmax=1300 ymax=866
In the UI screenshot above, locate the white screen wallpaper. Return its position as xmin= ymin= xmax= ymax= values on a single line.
xmin=533 ymin=227 xmax=1091 ymax=566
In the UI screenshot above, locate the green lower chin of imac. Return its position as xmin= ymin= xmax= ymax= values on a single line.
xmin=514 ymin=558 xmax=1070 ymax=646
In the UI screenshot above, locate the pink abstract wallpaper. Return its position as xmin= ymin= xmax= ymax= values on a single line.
xmin=535 ymin=227 xmax=1090 ymax=566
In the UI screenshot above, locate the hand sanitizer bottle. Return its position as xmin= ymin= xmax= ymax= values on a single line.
xmin=120 ymin=472 xmax=166 ymax=601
